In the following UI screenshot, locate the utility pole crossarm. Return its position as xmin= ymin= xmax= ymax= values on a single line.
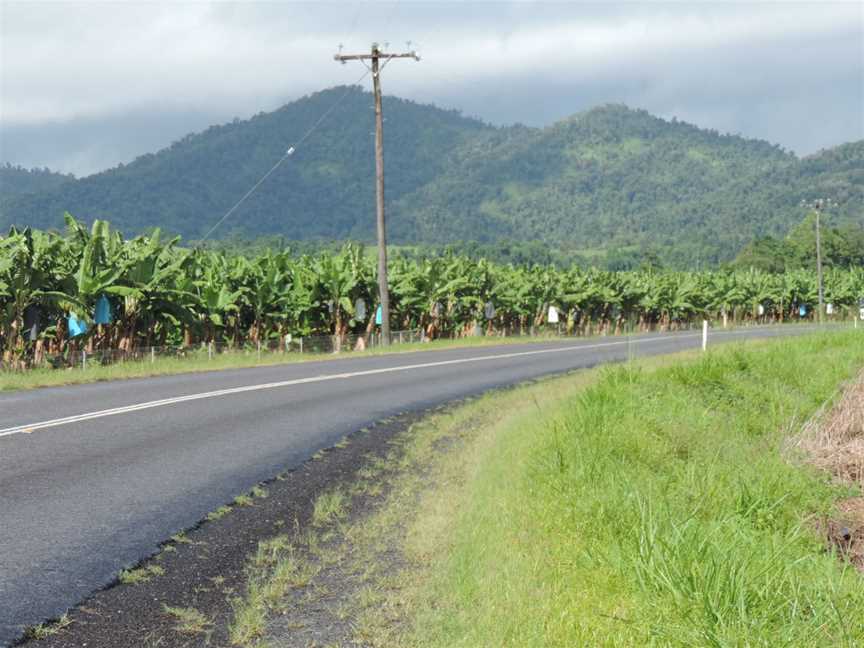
xmin=334 ymin=51 xmax=420 ymax=62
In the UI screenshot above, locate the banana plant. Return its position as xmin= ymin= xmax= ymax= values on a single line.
xmin=315 ymin=243 xmax=373 ymax=344
xmin=193 ymin=252 xmax=248 ymax=345
xmin=3 ymin=215 xmax=863 ymax=368
xmin=0 ymin=227 xmax=88 ymax=366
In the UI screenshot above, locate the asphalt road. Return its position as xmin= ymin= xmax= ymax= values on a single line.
xmin=0 ymin=326 xmax=817 ymax=644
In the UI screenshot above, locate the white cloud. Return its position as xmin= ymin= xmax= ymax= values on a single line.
xmin=0 ymin=1 xmax=861 ymax=172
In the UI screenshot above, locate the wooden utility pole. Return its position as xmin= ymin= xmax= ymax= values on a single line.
xmin=815 ymin=205 xmax=824 ymax=322
xmin=335 ymin=44 xmax=419 ymax=345
xmin=801 ymin=198 xmax=836 ymax=324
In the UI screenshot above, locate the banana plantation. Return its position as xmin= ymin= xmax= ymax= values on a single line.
xmin=2 ymin=216 xmax=863 ymax=370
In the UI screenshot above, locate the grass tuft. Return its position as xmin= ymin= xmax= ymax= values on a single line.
xmin=162 ymin=605 xmax=212 ymax=635
xmin=229 ymin=534 xmax=319 ymax=646
xmin=119 ymin=564 xmax=165 ymax=585
xmin=23 ymin=614 xmax=72 ymax=640
xmin=312 ymin=488 xmax=347 ymax=527
xmin=207 ymin=505 xmax=232 ymax=521
xmin=228 ymin=586 xmax=268 ymax=646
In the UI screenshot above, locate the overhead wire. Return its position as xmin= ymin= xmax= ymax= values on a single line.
xmin=199 ymin=68 xmax=372 ymax=242
xmin=340 ymin=0 xmax=365 ymax=49
xmin=380 ymin=0 xmax=402 ymax=44
xmin=199 ymin=0 xmax=408 ymax=244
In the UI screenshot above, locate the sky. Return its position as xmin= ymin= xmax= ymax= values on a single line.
xmin=1 ymin=1 xmax=862 ymax=177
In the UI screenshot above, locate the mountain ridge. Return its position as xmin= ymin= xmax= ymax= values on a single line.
xmin=1 ymin=87 xmax=861 ymax=266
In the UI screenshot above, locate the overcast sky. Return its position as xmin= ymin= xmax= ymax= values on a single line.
xmin=1 ymin=1 xmax=862 ymax=177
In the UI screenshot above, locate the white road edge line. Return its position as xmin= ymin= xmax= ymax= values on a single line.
xmin=0 ymin=327 xmax=802 ymax=439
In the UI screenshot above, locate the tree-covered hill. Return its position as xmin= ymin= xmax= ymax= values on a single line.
xmin=0 ymin=89 xmax=860 ymax=267
xmin=0 ymin=164 xmax=75 ymax=201
xmin=393 ymin=106 xmax=862 ymax=265
xmin=0 ymin=87 xmax=490 ymax=240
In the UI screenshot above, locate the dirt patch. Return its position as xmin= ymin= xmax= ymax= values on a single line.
xmin=11 ymin=410 xmax=431 ymax=648
xmin=793 ymin=369 xmax=864 ymax=572
xmin=826 ymin=497 xmax=864 ymax=570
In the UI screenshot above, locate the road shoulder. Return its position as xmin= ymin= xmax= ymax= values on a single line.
xmin=13 ymin=408 xmax=429 ymax=648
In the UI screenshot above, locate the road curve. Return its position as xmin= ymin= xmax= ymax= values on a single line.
xmin=0 ymin=326 xmax=816 ymax=644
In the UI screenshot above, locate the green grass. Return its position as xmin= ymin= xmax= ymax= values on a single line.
xmin=118 ymin=564 xmax=165 ymax=585
xmin=23 ymin=614 xmax=73 ymax=640
xmin=162 ymin=605 xmax=212 ymax=635
xmin=228 ymin=587 xmax=268 ymax=647
xmin=312 ymin=488 xmax=347 ymax=527
xmin=229 ymin=535 xmax=318 ymax=646
xmin=397 ymin=331 xmax=864 ymax=646
xmin=235 ymin=485 xmax=268 ymax=507
xmin=215 ymin=330 xmax=863 ymax=646
xmin=207 ymin=505 xmax=232 ymax=521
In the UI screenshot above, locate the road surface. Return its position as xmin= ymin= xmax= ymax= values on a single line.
xmin=0 ymin=327 xmax=816 ymax=643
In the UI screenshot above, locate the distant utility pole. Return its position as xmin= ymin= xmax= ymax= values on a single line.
xmin=335 ymin=43 xmax=420 ymax=345
xmin=801 ymin=197 xmax=837 ymax=323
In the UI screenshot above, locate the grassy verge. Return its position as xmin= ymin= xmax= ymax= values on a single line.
xmin=389 ymin=330 xmax=864 ymax=646
xmin=0 ymin=332 xmax=590 ymax=392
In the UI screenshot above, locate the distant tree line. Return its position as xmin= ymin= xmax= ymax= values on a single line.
xmin=733 ymin=215 xmax=864 ymax=272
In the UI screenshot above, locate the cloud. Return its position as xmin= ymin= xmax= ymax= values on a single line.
xmin=1 ymin=1 xmax=861 ymax=174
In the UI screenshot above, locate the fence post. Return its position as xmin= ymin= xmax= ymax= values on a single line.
xmin=82 ymin=350 xmax=86 ymax=371
xmin=208 ymin=341 xmax=213 ymax=361
xmin=299 ymin=337 xmax=303 ymax=354
xmin=702 ymin=320 xmax=708 ymax=352
xmin=151 ymin=347 xmax=155 ymax=364
xmin=627 ymin=321 xmax=633 ymax=363
xmin=257 ymin=340 xmax=261 ymax=361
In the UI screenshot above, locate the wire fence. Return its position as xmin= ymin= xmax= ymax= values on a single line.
xmin=3 ymin=316 xmax=861 ymax=374
xmin=13 ymin=328 xmax=428 ymax=372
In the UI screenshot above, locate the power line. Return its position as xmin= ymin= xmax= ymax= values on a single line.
xmin=200 ymin=69 xmax=371 ymax=242
xmin=340 ymin=0 xmax=366 ymax=48
xmin=199 ymin=151 xmax=290 ymax=242
xmin=381 ymin=0 xmax=402 ymax=42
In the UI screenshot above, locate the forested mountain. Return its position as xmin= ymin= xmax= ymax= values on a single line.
xmin=393 ymin=108 xmax=862 ymax=265
xmin=1 ymin=87 xmax=861 ymax=267
xmin=0 ymin=87 xmax=490 ymax=241
xmin=0 ymin=164 xmax=75 ymax=200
